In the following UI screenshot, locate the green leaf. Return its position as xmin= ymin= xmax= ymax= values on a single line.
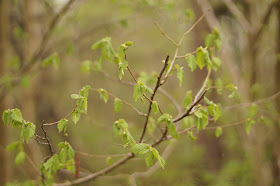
xmin=245 ymin=118 xmax=255 ymax=134
xmin=79 ymin=85 xmax=91 ymax=99
xmin=152 ymin=148 xmax=165 ymax=169
xmin=182 ymin=116 xmax=195 ymax=128
xmin=58 ymin=148 xmax=67 ymax=164
xmin=215 ymin=78 xmax=223 ymax=94
xmin=208 ymin=104 xmax=221 ymax=122
xmin=106 ymin=157 xmax=113 ymax=166
xmin=42 ymin=53 xmax=59 ymax=69
xmin=117 ymin=119 xmax=128 ymax=129
xmin=166 ymin=120 xmax=179 ymax=139
xmin=43 ymin=154 xmax=60 ymax=172
xmin=184 ymin=9 xmax=195 ymax=21
xmin=71 ymin=94 xmax=83 ymax=99
xmin=215 ymin=127 xmax=222 ymax=137
xmin=72 ymin=111 xmax=81 ymax=124
xmin=6 ymin=141 xmax=22 ymax=151
xmin=133 ymin=83 xmax=143 ymax=102
xmin=145 ymin=152 xmax=154 ymax=167
xmin=196 ymin=47 xmax=206 ymax=70
xmin=118 ymin=60 xmax=128 ymax=80
xmin=204 ymin=96 xmax=212 ymax=105
xmin=151 ymin=101 xmax=159 ymax=114
xmin=2 ymin=110 xmax=11 ymax=125
xmin=186 ymin=131 xmax=197 ymax=140
xmin=98 ymin=89 xmax=108 ymax=103
xmin=123 ymin=130 xmax=136 ymax=147
xmin=10 ymin=109 xmax=23 ymax=122
xmin=15 ymin=151 xmax=25 ymax=165
xmin=118 ymin=44 xmax=128 ymax=59
xmin=130 ymin=143 xmax=149 ymax=155
xmin=185 ymin=54 xmax=197 ymax=72
xmin=176 ymin=66 xmax=184 ymax=86
xmin=125 ymin=41 xmax=133 ymax=46
xmin=158 ymin=113 xmax=172 ymax=123
xmin=205 ymin=33 xmax=215 ymax=47
xmin=21 ymin=122 xmax=36 ymax=143
xmin=57 ymin=118 xmax=68 ymax=133
xmin=183 ymin=91 xmax=193 ymax=108
xmin=80 ymin=60 xmax=92 ymax=73
xmin=91 ymin=38 xmax=105 ymax=50
xmin=196 ymin=112 xmax=209 ymax=131
xmin=144 ymin=84 xmax=154 ymax=94
xmin=212 ymin=57 xmax=221 ymax=71
xmin=114 ymin=98 xmax=122 ymax=113
xmin=247 ymin=104 xmax=258 ymax=118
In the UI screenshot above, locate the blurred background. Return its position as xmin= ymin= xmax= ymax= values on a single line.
xmin=0 ymin=0 xmax=280 ymax=185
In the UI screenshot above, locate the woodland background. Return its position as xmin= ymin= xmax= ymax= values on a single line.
xmin=1 ymin=0 xmax=280 ymax=185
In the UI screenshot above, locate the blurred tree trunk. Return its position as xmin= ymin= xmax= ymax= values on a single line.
xmin=0 ymin=0 xmax=9 ymax=184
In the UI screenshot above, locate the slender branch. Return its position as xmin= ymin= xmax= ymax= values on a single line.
xmin=91 ymin=88 xmax=147 ymax=117
xmin=138 ymin=55 xmax=169 ymax=143
xmin=176 ymin=47 xmax=207 ymax=59
xmin=41 ymin=121 xmax=54 ymax=162
xmin=76 ymin=151 xmax=128 ymax=158
xmin=154 ymin=22 xmax=178 ymax=47
xmin=43 ymin=107 xmax=76 ymax=126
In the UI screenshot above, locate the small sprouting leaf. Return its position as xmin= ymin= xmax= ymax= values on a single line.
xmin=114 ymin=98 xmax=122 ymax=113
xmin=245 ymin=118 xmax=255 ymax=134
xmin=130 ymin=143 xmax=149 ymax=155
xmin=151 ymin=101 xmax=159 ymax=114
xmin=118 ymin=44 xmax=128 ymax=59
xmin=98 ymin=88 xmax=108 ymax=103
xmin=247 ymin=104 xmax=258 ymax=118
xmin=80 ymin=60 xmax=92 ymax=73
xmin=10 ymin=109 xmax=23 ymax=123
xmin=106 ymin=157 xmax=113 ymax=166
xmin=2 ymin=110 xmax=11 ymax=125
xmin=71 ymin=94 xmax=83 ymax=99
xmin=6 ymin=141 xmax=22 ymax=151
xmin=176 ymin=65 xmax=184 ymax=86
xmin=184 ymin=9 xmax=195 ymax=21
xmin=204 ymin=96 xmax=213 ymax=105
xmin=208 ymin=104 xmax=221 ymax=122
xmin=57 ymin=118 xmax=68 ymax=133
xmin=196 ymin=47 xmax=206 ymax=70
xmin=205 ymin=33 xmax=215 ymax=47
xmin=144 ymin=84 xmax=154 ymax=94
xmin=145 ymin=152 xmax=154 ymax=167
xmin=182 ymin=116 xmax=195 ymax=128
xmin=185 ymin=54 xmax=197 ymax=72
xmin=186 ymin=131 xmax=197 ymax=141
xmin=21 ymin=122 xmax=36 ymax=143
xmin=215 ymin=78 xmax=223 ymax=95
xmin=58 ymin=148 xmax=67 ymax=164
xmin=212 ymin=57 xmax=221 ymax=71
xmin=215 ymin=127 xmax=222 ymax=137
xmin=125 ymin=130 xmax=136 ymax=147
xmin=125 ymin=41 xmax=133 ymax=46
xmin=183 ymin=91 xmax=193 ymax=108
xmin=79 ymin=85 xmax=91 ymax=99
xmin=91 ymin=39 xmax=105 ymax=50
xmin=72 ymin=111 xmax=81 ymax=124
xmin=15 ymin=151 xmax=25 ymax=165
xmin=152 ymin=148 xmax=165 ymax=169
xmin=166 ymin=120 xmax=179 ymax=139
xmin=133 ymin=83 xmax=143 ymax=102
xmin=158 ymin=113 xmax=172 ymax=123
xmin=43 ymin=154 xmax=60 ymax=172
xmin=118 ymin=119 xmax=128 ymax=129
xmin=147 ymin=117 xmax=156 ymax=134
xmin=118 ymin=60 xmax=128 ymax=80
xmin=195 ymin=112 xmax=209 ymax=131
xmin=42 ymin=53 xmax=59 ymax=69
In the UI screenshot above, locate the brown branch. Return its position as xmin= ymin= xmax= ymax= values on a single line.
xmin=41 ymin=121 xmax=54 ymax=162
xmin=76 ymin=151 xmax=128 ymax=158
xmin=154 ymin=22 xmax=178 ymax=47
xmin=43 ymin=107 xmax=76 ymax=126
xmin=176 ymin=47 xmax=207 ymax=59
xmin=138 ymin=55 xmax=169 ymax=143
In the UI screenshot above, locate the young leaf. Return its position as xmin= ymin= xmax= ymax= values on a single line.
xmin=6 ymin=141 xmax=22 ymax=151
xmin=91 ymin=38 xmax=105 ymax=50
xmin=196 ymin=47 xmax=206 ymax=70
xmin=204 ymin=96 xmax=213 ymax=105
xmin=144 ymin=84 xmax=154 ymax=94
xmin=125 ymin=41 xmax=133 ymax=46
xmin=166 ymin=120 xmax=179 ymax=139
xmin=15 ymin=151 xmax=25 ymax=165
xmin=183 ymin=91 xmax=193 ymax=108
xmin=147 ymin=117 xmax=156 ymax=134
xmin=208 ymin=104 xmax=221 ymax=122
xmin=21 ymin=122 xmax=36 ymax=143
xmin=185 ymin=54 xmax=197 ymax=72
xmin=10 ymin=109 xmax=23 ymax=123
xmin=106 ymin=157 xmax=113 ymax=166
xmin=2 ymin=110 xmax=11 ymax=125
xmin=43 ymin=154 xmax=60 ymax=172
xmin=151 ymin=101 xmax=159 ymax=114
xmin=186 ymin=131 xmax=197 ymax=140
xmin=118 ymin=44 xmax=128 ymax=59
xmin=182 ymin=116 xmax=195 ymax=128
xmin=152 ymin=148 xmax=165 ymax=169
xmin=245 ymin=119 xmax=255 ymax=134
xmin=130 ymin=143 xmax=149 ymax=155
xmin=71 ymin=94 xmax=83 ymax=100
xmin=42 ymin=53 xmax=59 ymax=69
xmin=215 ymin=127 xmax=223 ymax=137
xmin=57 ymin=118 xmax=68 ymax=133
xmin=80 ymin=60 xmax=92 ymax=73
xmin=145 ymin=152 xmax=154 ymax=167
xmin=98 ymin=89 xmax=108 ymax=103
xmin=125 ymin=130 xmax=136 ymax=147
xmin=247 ymin=104 xmax=258 ymax=118
xmin=205 ymin=33 xmax=215 ymax=47
xmin=79 ymin=85 xmax=91 ymax=99
xmin=212 ymin=57 xmax=221 ymax=71
xmin=158 ymin=113 xmax=172 ymax=123
xmin=72 ymin=111 xmax=81 ymax=124
xmin=133 ymin=83 xmax=143 ymax=102
xmin=196 ymin=112 xmax=209 ymax=131
xmin=114 ymin=98 xmax=122 ymax=113
xmin=215 ymin=78 xmax=223 ymax=95
xmin=175 ymin=65 xmax=184 ymax=86
xmin=118 ymin=60 xmax=128 ymax=80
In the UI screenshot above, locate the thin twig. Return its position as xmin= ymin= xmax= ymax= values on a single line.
xmin=76 ymin=151 xmax=128 ymax=158
xmin=41 ymin=121 xmax=54 ymax=162
xmin=138 ymin=55 xmax=169 ymax=143
xmin=91 ymin=88 xmax=147 ymax=117
xmin=176 ymin=48 xmax=207 ymax=59
xmin=43 ymin=107 xmax=76 ymax=126
xmin=154 ymin=22 xmax=178 ymax=47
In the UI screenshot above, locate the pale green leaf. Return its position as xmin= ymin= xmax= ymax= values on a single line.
xmin=215 ymin=127 xmax=222 ymax=137
xmin=130 ymin=143 xmax=149 ymax=155
xmin=57 ymin=118 xmax=68 ymax=133
xmin=151 ymin=101 xmax=159 ymax=114
xmin=185 ymin=55 xmax=197 ymax=72
xmin=183 ymin=91 xmax=193 ymax=108
xmin=15 ymin=151 xmax=25 ymax=165
xmin=114 ymin=98 xmax=122 ymax=113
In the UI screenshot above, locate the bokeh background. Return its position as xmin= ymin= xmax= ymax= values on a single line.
xmin=1 ymin=0 xmax=280 ymax=185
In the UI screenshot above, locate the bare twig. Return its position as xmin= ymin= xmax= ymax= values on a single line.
xmin=154 ymin=22 xmax=178 ymax=47
xmin=43 ymin=107 xmax=76 ymax=126
xmin=138 ymin=55 xmax=169 ymax=143
xmin=91 ymin=87 xmax=147 ymax=117
xmin=76 ymin=151 xmax=127 ymax=158
xmin=41 ymin=121 xmax=54 ymax=162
